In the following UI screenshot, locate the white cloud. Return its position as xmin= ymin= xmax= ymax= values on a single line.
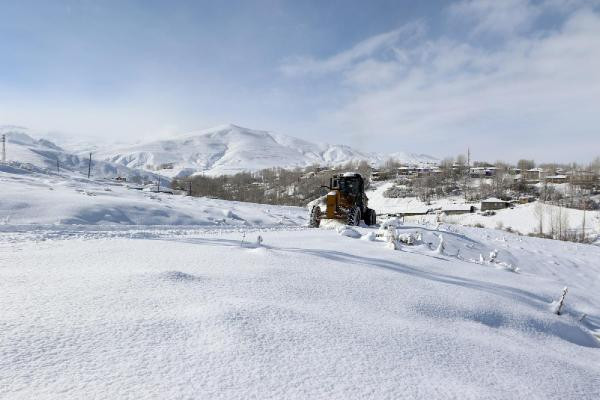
xmin=280 ymin=22 xmax=425 ymax=77
xmin=447 ymin=0 xmax=542 ymax=36
xmin=281 ymin=1 xmax=600 ymax=161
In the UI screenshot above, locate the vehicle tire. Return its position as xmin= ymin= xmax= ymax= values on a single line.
xmin=363 ymin=208 xmax=371 ymax=225
xmin=370 ymin=209 xmax=377 ymax=225
xmin=347 ymin=206 xmax=361 ymax=226
xmin=363 ymin=208 xmax=375 ymax=226
xmin=309 ymin=206 xmax=322 ymax=228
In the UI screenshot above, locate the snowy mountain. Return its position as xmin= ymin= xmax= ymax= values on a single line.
xmin=96 ymin=124 xmax=438 ymax=178
xmin=0 ymin=126 xmax=161 ymax=182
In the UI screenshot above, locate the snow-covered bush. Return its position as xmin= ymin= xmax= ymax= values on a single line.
xmin=551 ymin=287 xmax=569 ymax=315
xmin=489 ymin=249 xmax=498 ymax=263
xmin=379 ymin=217 xmax=403 ymax=230
xmin=435 ymin=234 xmax=445 ymax=255
xmin=473 ymin=249 xmax=519 ymax=272
xmin=383 ymin=185 xmax=410 ymax=198
xmin=396 ymin=232 xmax=422 ymax=246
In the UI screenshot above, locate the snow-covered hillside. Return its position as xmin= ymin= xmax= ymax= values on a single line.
xmin=0 ymin=163 xmax=305 ymax=226
xmin=367 ymin=182 xmax=600 ymax=238
xmin=96 ymin=124 xmax=438 ymax=177
xmin=0 ymin=126 xmax=160 ymax=182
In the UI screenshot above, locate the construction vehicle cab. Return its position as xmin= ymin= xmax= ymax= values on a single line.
xmin=309 ymin=172 xmax=377 ymax=227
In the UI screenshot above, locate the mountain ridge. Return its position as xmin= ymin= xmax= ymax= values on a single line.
xmin=2 ymin=124 xmax=438 ymax=179
xmin=96 ymin=124 xmax=438 ymax=178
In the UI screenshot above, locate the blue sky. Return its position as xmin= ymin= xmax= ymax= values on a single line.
xmin=1 ymin=0 xmax=599 ymax=162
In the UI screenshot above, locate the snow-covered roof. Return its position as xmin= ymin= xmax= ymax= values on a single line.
xmin=396 ymin=207 xmax=431 ymax=214
xmin=546 ymin=175 xmax=567 ymax=179
xmin=481 ymin=197 xmax=507 ymax=203
xmin=442 ymin=204 xmax=474 ymax=211
xmin=342 ymin=172 xmax=359 ymax=177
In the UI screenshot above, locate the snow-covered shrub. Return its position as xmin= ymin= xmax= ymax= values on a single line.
xmin=379 ymin=217 xmax=403 ymax=230
xmin=474 ymin=249 xmax=519 ymax=272
xmin=383 ymin=185 xmax=410 ymax=198
xmin=397 ymin=233 xmax=422 ymax=246
xmin=551 ymin=287 xmax=569 ymax=315
xmin=435 ymin=234 xmax=445 ymax=255
xmin=382 ymin=226 xmax=401 ymax=250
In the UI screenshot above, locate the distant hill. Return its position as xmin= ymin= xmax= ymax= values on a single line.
xmin=96 ymin=124 xmax=438 ymax=178
xmin=0 ymin=126 xmax=161 ymax=182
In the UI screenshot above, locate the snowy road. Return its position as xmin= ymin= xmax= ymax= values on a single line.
xmin=1 ymin=224 xmax=599 ymax=399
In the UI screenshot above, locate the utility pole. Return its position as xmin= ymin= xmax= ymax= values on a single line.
xmin=188 ymin=180 xmax=192 ymax=196
xmin=57 ymin=159 xmax=60 ymax=173
xmin=467 ymin=147 xmax=470 ymax=167
xmin=1 ymin=134 xmax=5 ymax=163
xmin=87 ymin=153 xmax=92 ymax=179
xmin=157 ymin=178 xmax=160 ymax=193
xmin=464 ymin=147 xmax=471 ymax=201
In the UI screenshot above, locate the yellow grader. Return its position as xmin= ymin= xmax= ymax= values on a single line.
xmin=309 ymin=172 xmax=377 ymax=227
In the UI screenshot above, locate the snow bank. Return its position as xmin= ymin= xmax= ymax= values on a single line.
xmin=337 ymin=226 xmax=361 ymax=238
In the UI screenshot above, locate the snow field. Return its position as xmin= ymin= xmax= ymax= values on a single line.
xmin=1 ymin=225 xmax=599 ymax=399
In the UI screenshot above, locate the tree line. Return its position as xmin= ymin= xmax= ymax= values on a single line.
xmin=172 ymin=160 xmax=372 ymax=207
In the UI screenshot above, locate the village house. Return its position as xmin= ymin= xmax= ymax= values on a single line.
xmin=470 ymin=167 xmax=486 ymax=177
xmin=416 ymin=167 xmax=434 ymax=177
xmin=569 ymin=170 xmax=598 ymax=189
xmin=544 ymin=175 xmax=568 ymax=184
xmin=522 ymin=168 xmax=545 ymax=182
xmin=397 ymin=166 xmax=413 ymax=176
xmin=441 ymin=204 xmax=476 ymax=215
xmin=481 ymin=198 xmax=510 ymax=211
xmin=517 ymin=195 xmax=536 ymax=204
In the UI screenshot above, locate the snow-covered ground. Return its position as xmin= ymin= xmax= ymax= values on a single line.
xmin=367 ymin=182 xmax=600 ymax=237
xmin=1 ymin=222 xmax=599 ymax=399
xmin=2 ymin=165 xmax=600 ymax=399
